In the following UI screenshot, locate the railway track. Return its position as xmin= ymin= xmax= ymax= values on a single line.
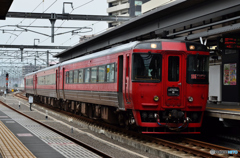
xmin=0 ymin=94 xmax=111 ymax=158
xmin=13 ymin=93 xmax=240 ymax=158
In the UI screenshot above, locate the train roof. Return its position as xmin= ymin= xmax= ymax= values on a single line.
xmin=25 ymin=41 xmax=140 ymax=77
xmin=60 ymin=41 xmax=139 ymax=67
xmin=25 ymin=39 xmax=204 ymax=77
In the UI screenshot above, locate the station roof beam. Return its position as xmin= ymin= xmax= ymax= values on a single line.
xmin=0 ymin=44 xmax=70 ymax=49
xmin=0 ymin=0 xmax=13 ymax=20
xmin=6 ymin=12 xmax=130 ymax=22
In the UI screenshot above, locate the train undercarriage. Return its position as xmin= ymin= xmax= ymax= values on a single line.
xmin=26 ymin=94 xmax=136 ymax=129
xmin=26 ymin=93 xmax=202 ymax=134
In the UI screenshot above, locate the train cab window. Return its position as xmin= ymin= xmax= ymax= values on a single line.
xmin=98 ymin=65 xmax=106 ymax=83
xmin=132 ymin=53 xmax=162 ymax=82
xmin=84 ymin=68 xmax=90 ymax=83
xmin=74 ymin=70 xmax=78 ymax=83
xmin=187 ymin=55 xmax=209 ymax=84
xmin=91 ymin=67 xmax=97 ymax=83
xmin=107 ymin=64 xmax=115 ymax=82
xmin=66 ymin=72 xmax=69 ymax=84
xmin=69 ymin=71 xmax=73 ymax=84
xmin=168 ymin=56 xmax=179 ymax=81
xmin=78 ymin=69 xmax=83 ymax=83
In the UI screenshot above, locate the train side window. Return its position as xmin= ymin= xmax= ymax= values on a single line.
xmin=49 ymin=75 xmax=52 ymax=84
xmin=46 ymin=75 xmax=49 ymax=85
xmin=66 ymin=72 xmax=69 ymax=84
xmin=52 ymin=74 xmax=56 ymax=84
xmin=107 ymin=63 xmax=115 ymax=82
xmin=78 ymin=69 xmax=83 ymax=83
xmin=84 ymin=68 xmax=90 ymax=83
xmin=168 ymin=56 xmax=179 ymax=81
xmin=91 ymin=67 xmax=97 ymax=83
xmin=74 ymin=70 xmax=78 ymax=83
xmin=49 ymin=74 xmax=52 ymax=84
xmin=98 ymin=65 xmax=106 ymax=82
xmin=69 ymin=71 xmax=73 ymax=83
xmin=38 ymin=76 xmax=44 ymax=85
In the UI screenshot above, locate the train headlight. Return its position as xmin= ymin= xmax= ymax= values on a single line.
xmin=151 ymin=43 xmax=157 ymax=49
xmin=189 ymin=45 xmax=195 ymax=50
xmin=188 ymin=96 xmax=194 ymax=102
xmin=153 ymin=96 xmax=159 ymax=102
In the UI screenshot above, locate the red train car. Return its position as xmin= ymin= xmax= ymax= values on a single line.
xmin=25 ymin=40 xmax=209 ymax=134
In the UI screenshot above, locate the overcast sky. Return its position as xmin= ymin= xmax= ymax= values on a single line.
xmin=0 ymin=0 xmax=108 ymax=47
xmin=0 ymin=0 xmax=108 ymax=73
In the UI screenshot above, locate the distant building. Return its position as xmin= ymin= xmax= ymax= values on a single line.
xmin=107 ymin=0 xmax=176 ymax=27
xmin=107 ymin=0 xmax=150 ymax=27
xmin=141 ymin=0 xmax=176 ymax=13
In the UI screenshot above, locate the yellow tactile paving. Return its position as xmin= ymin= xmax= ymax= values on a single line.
xmin=0 ymin=121 xmax=36 ymax=158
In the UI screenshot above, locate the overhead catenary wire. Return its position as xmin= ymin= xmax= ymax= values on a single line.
xmin=4 ymin=1 xmax=44 ymax=45
xmin=1 ymin=0 xmax=59 ymax=68
xmin=40 ymin=0 xmax=95 ymax=44
xmin=60 ymin=21 xmax=101 ymax=46
xmin=9 ymin=0 xmax=58 ymax=45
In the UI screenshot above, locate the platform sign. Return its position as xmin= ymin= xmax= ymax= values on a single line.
xmin=28 ymin=96 xmax=33 ymax=103
xmin=224 ymin=37 xmax=240 ymax=49
xmin=223 ymin=63 xmax=237 ymax=85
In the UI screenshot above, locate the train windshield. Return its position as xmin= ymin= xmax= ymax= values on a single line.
xmin=132 ymin=53 xmax=162 ymax=82
xmin=187 ymin=55 xmax=209 ymax=84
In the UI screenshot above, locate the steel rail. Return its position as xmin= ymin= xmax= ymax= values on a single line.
xmin=0 ymin=96 xmax=111 ymax=158
xmin=14 ymin=93 xmax=240 ymax=158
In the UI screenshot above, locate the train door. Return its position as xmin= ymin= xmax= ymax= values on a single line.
xmin=163 ymin=52 xmax=185 ymax=108
xmin=24 ymin=78 xmax=26 ymax=91
xmin=118 ymin=55 xmax=125 ymax=109
xmin=56 ymin=67 xmax=60 ymax=99
xmin=123 ymin=54 xmax=131 ymax=104
xmin=62 ymin=67 xmax=65 ymax=100
xmin=33 ymin=74 xmax=37 ymax=96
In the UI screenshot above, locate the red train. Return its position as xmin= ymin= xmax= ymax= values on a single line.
xmin=25 ymin=40 xmax=209 ymax=134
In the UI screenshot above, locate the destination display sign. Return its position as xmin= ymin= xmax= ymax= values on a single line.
xmin=224 ymin=37 xmax=240 ymax=49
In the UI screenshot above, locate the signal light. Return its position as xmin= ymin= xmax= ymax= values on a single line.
xmin=6 ymin=73 xmax=9 ymax=78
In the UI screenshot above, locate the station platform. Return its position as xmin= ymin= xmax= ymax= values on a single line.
xmin=206 ymin=102 xmax=240 ymax=120
xmin=0 ymin=102 xmax=101 ymax=158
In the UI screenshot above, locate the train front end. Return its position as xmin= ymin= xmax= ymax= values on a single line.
xmin=130 ymin=41 xmax=209 ymax=134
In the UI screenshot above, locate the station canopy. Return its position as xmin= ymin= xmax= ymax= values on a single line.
xmin=0 ymin=0 xmax=13 ymax=20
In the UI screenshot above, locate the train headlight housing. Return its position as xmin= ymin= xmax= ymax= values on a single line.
xmin=153 ymin=96 xmax=159 ymax=102
xmin=188 ymin=96 xmax=194 ymax=102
